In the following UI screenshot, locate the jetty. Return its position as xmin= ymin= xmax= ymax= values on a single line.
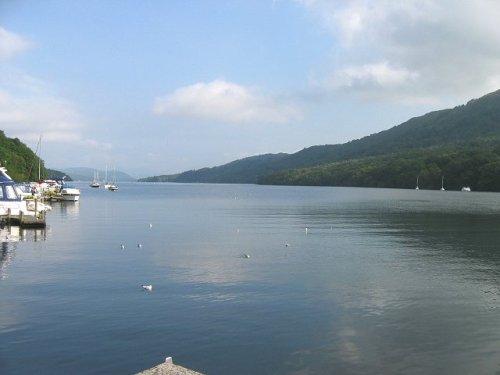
xmin=136 ymin=357 xmax=205 ymax=375
xmin=0 ymin=208 xmax=47 ymax=228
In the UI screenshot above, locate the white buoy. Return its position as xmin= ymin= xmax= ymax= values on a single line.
xmin=142 ymin=284 xmax=152 ymax=291
xmin=121 ymin=244 xmax=125 ymax=249
xmin=305 ymin=227 xmax=309 ymax=234
xmin=137 ymin=243 xmax=142 ymax=248
xmin=149 ymin=223 xmax=153 ymax=228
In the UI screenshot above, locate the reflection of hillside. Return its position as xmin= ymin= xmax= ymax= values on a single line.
xmin=353 ymin=210 xmax=500 ymax=265
xmin=52 ymin=201 xmax=80 ymax=218
xmin=310 ymin=199 xmax=500 ymax=292
xmin=294 ymin=189 xmax=500 ymax=266
xmin=0 ymin=226 xmax=47 ymax=279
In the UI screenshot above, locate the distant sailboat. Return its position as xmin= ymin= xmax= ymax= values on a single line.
xmin=90 ymin=171 xmax=100 ymax=188
xmin=107 ymin=167 xmax=118 ymax=191
xmin=415 ymin=176 xmax=419 ymax=190
xmin=103 ymin=166 xmax=111 ymax=190
xmin=440 ymin=176 xmax=445 ymax=191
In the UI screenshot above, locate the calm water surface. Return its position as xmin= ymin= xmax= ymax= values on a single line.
xmin=1 ymin=183 xmax=500 ymax=374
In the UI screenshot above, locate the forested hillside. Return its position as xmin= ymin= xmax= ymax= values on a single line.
xmin=0 ymin=131 xmax=48 ymax=181
xmin=258 ymin=138 xmax=500 ymax=191
xmin=141 ymin=89 xmax=500 ymax=189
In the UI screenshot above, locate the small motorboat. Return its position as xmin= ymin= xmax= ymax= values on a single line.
xmin=60 ymin=186 xmax=81 ymax=201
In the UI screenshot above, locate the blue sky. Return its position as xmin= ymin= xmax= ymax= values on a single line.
xmin=1 ymin=1 xmax=500 ymax=178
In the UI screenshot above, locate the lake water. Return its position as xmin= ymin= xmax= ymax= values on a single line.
xmin=1 ymin=183 xmax=500 ymax=374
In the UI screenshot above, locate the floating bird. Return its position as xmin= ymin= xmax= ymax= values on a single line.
xmin=121 ymin=244 xmax=125 ymax=249
xmin=137 ymin=243 xmax=142 ymax=248
xmin=142 ymin=284 xmax=153 ymax=291
xmin=243 ymin=253 xmax=251 ymax=259
xmin=285 ymin=243 xmax=290 ymax=247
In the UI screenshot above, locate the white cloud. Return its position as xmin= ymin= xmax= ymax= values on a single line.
xmin=0 ymin=27 xmax=111 ymax=153
xmin=0 ymin=88 xmax=81 ymax=141
xmin=0 ymin=85 xmax=89 ymax=142
xmin=154 ymin=80 xmax=302 ymax=124
xmin=0 ymin=84 xmax=110 ymax=151
xmin=0 ymin=27 xmax=31 ymax=61
xmin=330 ymin=62 xmax=419 ymax=89
xmin=299 ymin=0 xmax=500 ymax=102
xmin=0 ymin=94 xmax=111 ymax=149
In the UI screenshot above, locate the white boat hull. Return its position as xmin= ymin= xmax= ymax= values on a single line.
xmin=61 ymin=194 xmax=80 ymax=201
xmin=61 ymin=188 xmax=81 ymax=201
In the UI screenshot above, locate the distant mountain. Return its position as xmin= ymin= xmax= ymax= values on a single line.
xmin=138 ymin=153 xmax=289 ymax=183
xmin=140 ymin=89 xmax=500 ymax=187
xmin=59 ymin=167 xmax=136 ymax=182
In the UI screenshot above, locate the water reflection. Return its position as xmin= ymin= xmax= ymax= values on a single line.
xmin=337 ymin=208 xmax=500 ymax=295
xmin=0 ymin=225 xmax=46 ymax=280
xmin=2 ymin=185 xmax=500 ymax=375
xmin=289 ymin=190 xmax=500 ymax=289
xmin=276 ymin=191 xmax=500 ymax=374
xmin=0 ymin=240 xmax=16 ymax=280
xmin=50 ymin=201 xmax=80 ymax=218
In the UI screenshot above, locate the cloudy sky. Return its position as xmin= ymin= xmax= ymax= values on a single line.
xmin=1 ymin=1 xmax=500 ymax=178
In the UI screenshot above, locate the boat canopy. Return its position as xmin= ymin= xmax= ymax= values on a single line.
xmin=0 ymin=168 xmax=14 ymax=183
xmin=0 ymin=167 xmax=22 ymax=201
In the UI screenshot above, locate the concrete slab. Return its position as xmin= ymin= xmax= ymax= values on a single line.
xmin=136 ymin=357 xmax=205 ymax=375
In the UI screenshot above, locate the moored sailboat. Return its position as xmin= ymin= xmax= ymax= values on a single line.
xmin=107 ymin=167 xmax=118 ymax=191
xmin=90 ymin=171 xmax=100 ymax=188
xmin=103 ymin=166 xmax=111 ymax=190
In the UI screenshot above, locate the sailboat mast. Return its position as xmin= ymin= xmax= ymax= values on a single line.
xmin=38 ymin=135 xmax=42 ymax=181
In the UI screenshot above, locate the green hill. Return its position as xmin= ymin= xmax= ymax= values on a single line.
xmin=0 ymin=131 xmax=48 ymax=181
xmin=258 ymin=139 xmax=500 ymax=191
xmin=141 ymin=89 xmax=500 ymax=189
